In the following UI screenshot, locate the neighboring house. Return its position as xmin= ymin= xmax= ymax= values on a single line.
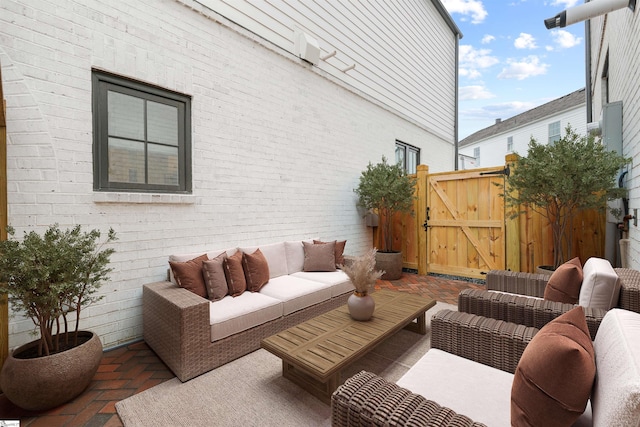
xmin=458 ymin=88 xmax=587 ymax=169
xmin=588 ymin=4 xmax=640 ymax=269
xmin=0 ymin=1 xmax=460 ymax=350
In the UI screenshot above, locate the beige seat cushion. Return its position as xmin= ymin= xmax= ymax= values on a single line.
xmin=397 ymin=348 xmax=513 ymax=426
xmin=209 ymin=292 xmax=282 ymax=341
xmin=291 ymin=270 xmax=353 ymax=297
xmin=259 ymin=275 xmax=332 ymax=315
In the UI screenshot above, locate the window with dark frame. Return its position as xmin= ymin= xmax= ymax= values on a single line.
xmin=395 ymin=141 xmax=420 ymax=174
xmin=548 ymin=121 xmax=561 ymax=144
xmin=92 ymin=70 xmax=192 ymax=193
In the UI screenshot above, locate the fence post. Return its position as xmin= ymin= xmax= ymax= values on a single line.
xmin=0 ymin=63 xmax=7 ymax=379
xmin=416 ymin=164 xmax=429 ymax=275
xmin=505 ymin=154 xmax=520 ymax=272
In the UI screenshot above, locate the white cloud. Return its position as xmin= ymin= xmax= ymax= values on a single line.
xmin=550 ymin=29 xmax=582 ymax=49
xmin=442 ymin=0 xmax=488 ymax=24
xmin=459 ymin=45 xmax=500 ymax=79
xmin=551 ymin=0 xmax=580 ymax=7
xmin=514 ymin=33 xmax=537 ymax=49
xmin=481 ymin=34 xmax=495 ymax=44
xmin=498 ymin=56 xmax=549 ymax=80
xmin=459 ymin=85 xmax=496 ymax=100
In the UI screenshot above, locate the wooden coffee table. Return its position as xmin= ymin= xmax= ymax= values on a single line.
xmin=260 ymin=289 xmax=436 ymax=402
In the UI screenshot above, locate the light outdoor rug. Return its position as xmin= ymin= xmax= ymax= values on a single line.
xmin=116 ymin=301 xmax=456 ymax=427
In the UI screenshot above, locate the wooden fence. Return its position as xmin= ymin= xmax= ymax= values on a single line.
xmin=374 ymin=157 xmax=606 ymax=278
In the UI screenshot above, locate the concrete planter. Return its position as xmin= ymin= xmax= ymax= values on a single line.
xmin=376 ymin=251 xmax=403 ymax=280
xmin=0 ymin=331 xmax=103 ymax=411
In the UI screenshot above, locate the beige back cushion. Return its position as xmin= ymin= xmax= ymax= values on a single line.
xmin=579 ymin=257 xmax=621 ymax=309
xmin=592 ymin=308 xmax=640 ymax=425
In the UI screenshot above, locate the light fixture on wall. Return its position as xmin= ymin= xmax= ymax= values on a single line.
xmin=293 ymin=30 xmax=320 ymax=65
xmin=544 ymin=0 xmax=636 ymax=29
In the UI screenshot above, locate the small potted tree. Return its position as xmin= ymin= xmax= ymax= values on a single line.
xmin=354 ymin=156 xmax=416 ymax=279
xmin=0 ymin=224 xmax=117 ymax=411
xmin=505 ymin=124 xmax=630 ymax=270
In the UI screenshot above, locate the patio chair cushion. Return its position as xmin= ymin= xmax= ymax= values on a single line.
xmin=223 ymin=251 xmax=247 ymax=296
xmin=284 ymin=239 xmax=315 ymax=274
xmin=591 ymin=308 xmax=640 ymax=426
xmin=302 ymin=241 xmax=336 ymax=272
xmin=169 ymin=253 xmax=209 ymax=299
xmin=511 ymin=306 xmax=595 ymax=426
xmin=202 ymin=252 xmax=229 ymax=301
xmin=242 ymin=249 xmax=270 ymax=292
xmin=579 ymin=257 xmax=621 ymax=310
xmin=314 ymin=239 xmax=346 ymax=267
xmin=291 ymin=270 xmax=353 ymax=297
xmin=543 ymin=257 xmax=583 ymax=304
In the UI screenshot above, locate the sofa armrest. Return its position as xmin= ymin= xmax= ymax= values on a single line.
xmin=143 ymin=281 xmax=210 ymax=381
xmin=485 ymin=270 xmax=548 ymax=297
xmin=457 ymin=289 xmax=606 ymax=340
xmin=431 ymin=309 xmax=538 ymax=374
xmin=331 ymin=371 xmax=487 ymax=427
xmin=615 ymin=268 xmax=640 ymax=313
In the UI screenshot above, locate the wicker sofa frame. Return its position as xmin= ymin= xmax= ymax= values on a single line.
xmin=331 ymin=309 xmax=539 ymax=426
xmin=143 ymin=280 xmax=350 ymax=382
xmin=457 ymin=267 xmax=640 ymax=340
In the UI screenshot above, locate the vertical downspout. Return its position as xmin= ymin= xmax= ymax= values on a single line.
xmin=0 ymin=62 xmax=7 ymax=379
xmin=454 ymin=34 xmax=460 ymax=170
xmin=585 ymin=18 xmax=592 ymax=122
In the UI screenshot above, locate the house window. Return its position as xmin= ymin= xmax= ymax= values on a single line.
xmin=507 ymin=136 xmax=513 ymax=152
xmin=395 ymin=141 xmax=420 ymax=174
xmin=92 ymin=70 xmax=192 ymax=193
xmin=548 ymin=121 xmax=561 ymax=144
xmin=473 ymin=147 xmax=480 ymax=165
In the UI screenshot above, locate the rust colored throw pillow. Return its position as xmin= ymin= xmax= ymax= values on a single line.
xmin=314 ymin=239 xmax=346 ymax=267
xmin=223 ymin=251 xmax=247 ymax=297
xmin=543 ymin=257 xmax=583 ymax=304
xmin=303 ymin=241 xmax=336 ymax=272
xmin=202 ymin=252 xmax=229 ymax=301
xmin=511 ymin=306 xmax=596 ymax=427
xmin=242 ymin=249 xmax=270 ymax=292
xmin=169 ymin=254 xmax=209 ymax=298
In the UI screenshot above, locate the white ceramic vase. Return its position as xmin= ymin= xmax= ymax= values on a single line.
xmin=347 ymin=291 xmax=375 ymax=321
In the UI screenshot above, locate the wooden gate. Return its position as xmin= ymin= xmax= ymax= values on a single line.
xmin=426 ymin=166 xmax=507 ymax=279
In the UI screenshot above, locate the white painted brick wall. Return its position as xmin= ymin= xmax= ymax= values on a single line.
xmin=0 ymin=0 xmax=455 ymax=350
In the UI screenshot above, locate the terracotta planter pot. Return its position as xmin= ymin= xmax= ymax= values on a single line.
xmin=0 ymin=331 xmax=103 ymax=411
xmin=376 ymin=251 xmax=403 ymax=280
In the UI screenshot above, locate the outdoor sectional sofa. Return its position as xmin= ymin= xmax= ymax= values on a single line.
xmin=457 ymin=260 xmax=640 ymax=339
xmin=332 ymin=307 xmax=640 ymax=426
xmin=143 ymin=239 xmax=353 ymax=382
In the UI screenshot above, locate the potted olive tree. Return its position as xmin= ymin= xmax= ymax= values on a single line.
xmin=354 ymin=156 xmax=416 ymax=279
xmin=0 ymin=224 xmax=117 ymax=411
xmin=505 ymin=124 xmax=630 ymax=270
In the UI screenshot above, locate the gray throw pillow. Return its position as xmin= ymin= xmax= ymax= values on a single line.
xmin=202 ymin=252 xmax=229 ymax=301
xmin=302 ymin=241 xmax=336 ymax=272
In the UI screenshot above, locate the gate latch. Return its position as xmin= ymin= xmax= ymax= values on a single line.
xmin=423 ymin=207 xmax=430 ymax=232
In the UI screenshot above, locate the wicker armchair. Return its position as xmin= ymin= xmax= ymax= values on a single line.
xmin=458 ymin=267 xmax=640 ymax=340
xmin=331 ymin=310 xmax=539 ymax=426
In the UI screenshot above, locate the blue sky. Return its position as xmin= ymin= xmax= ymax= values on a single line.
xmin=442 ymin=0 xmax=586 ymax=139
